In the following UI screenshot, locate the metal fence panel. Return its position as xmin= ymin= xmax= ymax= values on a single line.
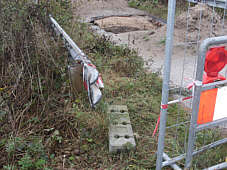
xmin=156 ymin=0 xmax=227 ymax=169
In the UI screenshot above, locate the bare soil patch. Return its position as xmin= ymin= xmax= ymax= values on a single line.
xmin=73 ymin=0 xmax=147 ymax=22
xmin=94 ymin=16 xmax=162 ymax=34
xmin=175 ymin=3 xmax=225 ymax=42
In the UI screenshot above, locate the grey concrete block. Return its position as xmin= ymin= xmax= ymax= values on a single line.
xmin=109 ymin=113 xmax=130 ymax=125
xmin=109 ymin=135 xmax=136 ymax=153
xmin=108 ymin=105 xmax=136 ymax=153
xmin=108 ymin=105 xmax=128 ymax=114
xmin=109 ymin=125 xmax=134 ymax=137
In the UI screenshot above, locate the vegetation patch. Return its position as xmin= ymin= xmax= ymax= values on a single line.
xmin=128 ymin=0 xmax=187 ymax=20
xmin=0 ymin=0 xmax=161 ymax=169
xmin=0 ymin=0 xmax=226 ymax=169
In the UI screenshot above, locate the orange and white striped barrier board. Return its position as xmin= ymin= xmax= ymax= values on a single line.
xmin=198 ymin=86 xmax=227 ymax=124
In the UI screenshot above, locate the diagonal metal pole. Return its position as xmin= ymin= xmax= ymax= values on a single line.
xmin=155 ymin=0 xmax=176 ymax=169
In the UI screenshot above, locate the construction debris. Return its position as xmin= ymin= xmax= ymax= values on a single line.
xmin=49 ymin=16 xmax=104 ymax=108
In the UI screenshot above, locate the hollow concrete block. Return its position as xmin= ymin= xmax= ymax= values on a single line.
xmin=108 ymin=105 xmax=136 ymax=153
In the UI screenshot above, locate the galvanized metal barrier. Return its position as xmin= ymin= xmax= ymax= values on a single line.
xmin=185 ymin=36 xmax=227 ymax=168
xmin=156 ymin=0 xmax=227 ymax=169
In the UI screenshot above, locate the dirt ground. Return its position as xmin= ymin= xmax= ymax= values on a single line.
xmin=72 ymin=0 xmax=146 ymax=22
xmin=73 ymin=0 xmax=227 ymax=88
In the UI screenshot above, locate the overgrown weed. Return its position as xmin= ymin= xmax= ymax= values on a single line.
xmin=0 ymin=0 xmax=160 ymax=168
xmin=0 ymin=0 xmax=77 ymax=169
xmin=0 ymin=0 xmax=226 ymax=169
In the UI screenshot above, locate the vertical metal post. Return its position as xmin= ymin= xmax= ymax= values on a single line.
xmin=184 ymin=81 xmax=202 ymax=168
xmin=185 ymin=37 xmax=207 ymax=168
xmin=156 ymin=0 xmax=176 ymax=169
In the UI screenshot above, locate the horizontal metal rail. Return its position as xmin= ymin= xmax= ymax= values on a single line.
xmin=163 ymin=153 xmax=182 ymax=170
xmin=204 ymin=162 xmax=227 ymax=170
xmin=202 ymin=80 xmax=227 ymax=91
xmin=196 ymin=118 xmax=227 ymax=131
xmin=162 ymin=154 xmax=185 ymax=168
xmin=188 ymin=0 xmax=227 ymax=9
xmin=162 ymin=138 xmax=227 ymax=167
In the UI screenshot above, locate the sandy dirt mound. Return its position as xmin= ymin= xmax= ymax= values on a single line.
xmin=152 ymin=3 xmax=226 ymax=46
xmin=94 ymin=16 xmax=161 ymax=33
xmin=176 ymin=4 xmax=221 ymax=30
xmin=175 ymin=3 xmax=224 ymax=42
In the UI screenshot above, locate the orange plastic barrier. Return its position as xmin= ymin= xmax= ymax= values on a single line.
xmin=197 ymin=88 xmax=218 ymax=124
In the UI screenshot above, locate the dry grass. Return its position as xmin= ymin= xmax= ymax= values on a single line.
xmin=0 ymin=1 xmax=79 ymax=169
xmin=0 ymin=0 xmax=226 ymax=169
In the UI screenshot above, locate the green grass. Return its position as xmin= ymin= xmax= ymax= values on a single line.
xmin=128 ymin=0 xmax=168 ymax=20
xmin=128 ymin=0 xmax=187 ymax=20
xmin=0 ymin=0 xmax=226 ymax=169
